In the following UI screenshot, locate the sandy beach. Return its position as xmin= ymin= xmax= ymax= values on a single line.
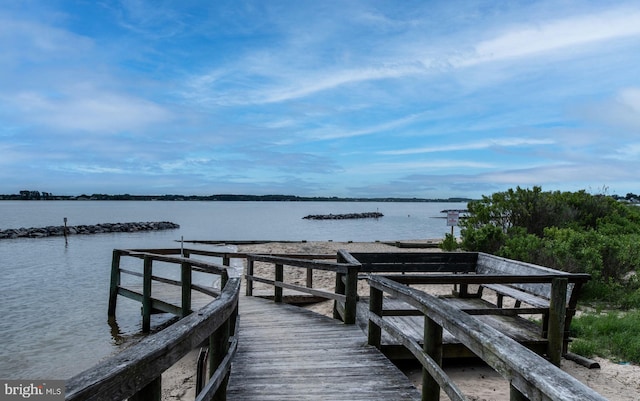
xmin=161 ymin=241 xmax=640 ymax=400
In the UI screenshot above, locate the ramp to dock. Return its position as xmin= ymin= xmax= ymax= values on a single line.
xmin=226 ymin=296 xmax=421 ymax=401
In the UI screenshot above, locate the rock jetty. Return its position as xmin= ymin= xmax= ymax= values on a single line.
xmin=0 ymin=221 xmax=180 ymax=239
xmin=302 ymin=212 xmax=383 ymax=220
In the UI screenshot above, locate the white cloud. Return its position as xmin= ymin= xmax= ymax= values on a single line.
xmin=308 ymin=111 xmax=428 ymax=141
xmin=10 ymin=90 xmax=171 ymax=133
xmin=609 ymin=143 xmax=640 ymax=161
xmin=347 ymin=160 xmax=494 ymax=175
xmin=55 ymin=164 xmax=128 ymax=174
xmin=581 ymin=87 xmax=640 ymax=132
xmin=0 ymin=17 xmax=94 ymax=63
xmin=381 ymin=138 xmax=555 ymax=155
xmin=457 ymin=8 xmax=640 ymax=66
xmin=618 ymin=88 xmax=640 ymax=114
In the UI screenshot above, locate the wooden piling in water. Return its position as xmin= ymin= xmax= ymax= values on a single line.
xmin=108 ymin=250 xmax=122 ymax=317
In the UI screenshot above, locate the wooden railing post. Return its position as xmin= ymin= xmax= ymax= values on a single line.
xmin=209 ymin=318 xmax=231 ymax=401
xmin=368 ymin=286 xmax=383 ymax=348
xmin=343 ymin=266 xmax=358 ymax=324
xmin=510 ymin=385 xmax=528 ymax=401
xmin=129 ymin=376 xmax=161 ymax=401
xmin=274 ymin=263 xmax=283 ymax=303
xmin=180 ymin=261 xmax=192 ymax=318
xmin=306 ymin=268 xmax=313 ymax=289
xmin=423 ymin=316 xmax=442 ymax=401
xmin=221 ymin=268 xmax=229 ymax=291
xmin=108 ymin=249 xmax=121 ymax=317
xmin=548 ymin=277 xmax=568 ymax=366
xmin=333 ymin=271 xmax=346 ymax=320
xmin=142 ymin=255 xmax=153 ymax=333
xmin=246 ymin=258 xmax=254 ymax=296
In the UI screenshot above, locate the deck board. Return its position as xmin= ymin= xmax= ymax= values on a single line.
xmin=226 ymin=296 xmax=421 ymax=401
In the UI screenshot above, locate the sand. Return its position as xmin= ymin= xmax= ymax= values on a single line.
xmin=161 ymin=241 xmax=640 ymax=401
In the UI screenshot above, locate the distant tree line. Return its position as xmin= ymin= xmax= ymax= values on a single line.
xmin=0 ymin=190 xmax=473 ymax=203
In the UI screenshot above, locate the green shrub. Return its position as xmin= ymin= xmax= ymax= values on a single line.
xmin=440 ymin=233 xmax=459 ymax=251
xmin=460 ymin=224 xmax=505 ymax=254
xmin=461 ymin=187 xmax=640 ymax=296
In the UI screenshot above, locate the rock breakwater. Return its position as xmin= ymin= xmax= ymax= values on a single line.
xmin=302 ymin=212 xmax=383 ymax=220
xmin=0 ymin=221 xmax=180 ymax=239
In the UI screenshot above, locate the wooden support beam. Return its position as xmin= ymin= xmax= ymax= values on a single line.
xmin=510 ymin=384 xmax=528 ymax=401
xmin=548 ymin=277 xmax=567 ymax=366
xmin=306 ymin=268 xmax=313 ymax=288
xmin=142 ymin=256 xmax=153 ymax=333
xmin=246 ymin=259 xmax=254 ymax=296
xmin=368 ymin=287 xmax=383 ymax=349
xmin=333 ymin=272 xmax=346 ymax=321
xmin=108 ymin=249 xmax=121 ymax=317
xmin=343 ymin=266 xmax=359 ymax=324
xmin=129 ymin=376 xmax=161 ymax=401
xmin=423 ymin=316 xmax=443 ymax=401
xmin=274 ymin=263 xmax=283 ymax=303
xmin=209 ymin=318 xmax=230 ymax=401
xmin=181 ymin=261 xmax=192 ymax=318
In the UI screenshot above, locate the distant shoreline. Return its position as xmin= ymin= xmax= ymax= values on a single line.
xmin=0 ymin=193 xmax=474 ymax=202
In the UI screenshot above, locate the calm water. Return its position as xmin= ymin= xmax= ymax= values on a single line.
xmin=0 ymin=201 xmax=465 ymax=379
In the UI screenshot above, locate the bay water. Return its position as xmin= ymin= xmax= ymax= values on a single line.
xmin=0 ymin=200 xmax=465 ymax=379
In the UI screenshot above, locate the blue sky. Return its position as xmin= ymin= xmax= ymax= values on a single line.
xmin=1 ymin=1 xmax=639 ymax=198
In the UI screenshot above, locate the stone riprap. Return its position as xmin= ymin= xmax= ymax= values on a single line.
xmin=0 ymin=221 xmax=180 ymax=239
xmin=302 ymin=212 xmax=383 ymax=220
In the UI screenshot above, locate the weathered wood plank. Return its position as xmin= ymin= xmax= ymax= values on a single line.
xmin=226 ymin=297 xmax=421 ymax=401
xmin=357 ymin=296 xmax=548 ymax=361
xmin=367 ymin=276 xmax=607 ymax=401
xmin=119 ymin=283 xmax=217 ymax=313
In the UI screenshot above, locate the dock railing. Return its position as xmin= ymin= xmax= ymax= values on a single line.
xmin=107 ymin=247 xmax=246 ymax=332
xmin=67 ymin=248 xmax=242 ymax=401
xmin=66 ymin=275 xmax=240 ymax=401
xmin=245 ymin=249 xmax=361 ymax=323
xmin=366 ymin=275 xmax=607 ymax=401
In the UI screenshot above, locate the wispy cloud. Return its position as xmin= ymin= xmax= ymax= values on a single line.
xmin=380 ymin=138 xmax=555 ymax=155
xmin=9 ymin=90 xmax=172 ymax=133
xmin=457 ymin=8 xmax=640 ymax=66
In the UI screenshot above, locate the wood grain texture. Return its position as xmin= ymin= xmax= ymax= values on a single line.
xmin=226 ymin=296 xmax=421 ymax=401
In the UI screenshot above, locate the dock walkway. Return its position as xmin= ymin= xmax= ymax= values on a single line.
xmin=226 ymin=296 xmax=421 ymax=401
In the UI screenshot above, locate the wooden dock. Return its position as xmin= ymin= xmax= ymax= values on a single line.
xmin=226 ymin=296 xmax=421 ymax=401
xmin=70 ymin=247 xmax=607 ymax=401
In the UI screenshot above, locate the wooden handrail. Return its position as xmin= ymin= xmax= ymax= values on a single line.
xmin=367 ymin=275 xmax=607 ymax=401
xmin=378 ymin=273 xmax=591 ymax=285
xmin=66 ymin=277 xmax=241 ymax=401
xmin=120 ymin=249 xmax=228 ymax=275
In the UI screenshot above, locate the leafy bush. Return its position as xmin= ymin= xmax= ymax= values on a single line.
xmin=460 ymin=186 xmax=640 ymax=308
xmin=440 ymin=233 xmax=459 ymax=251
